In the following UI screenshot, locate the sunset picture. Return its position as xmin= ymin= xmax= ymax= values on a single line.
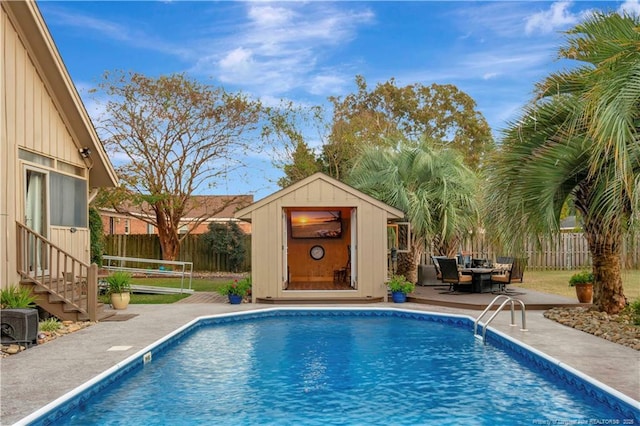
xmin=290 ymin=210 xmax=342 ymax=239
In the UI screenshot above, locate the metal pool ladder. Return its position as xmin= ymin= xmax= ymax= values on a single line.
xmin=474 ymin=294 xmax=528 ymax=344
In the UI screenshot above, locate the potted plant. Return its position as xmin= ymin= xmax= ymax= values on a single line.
xmin=217 ymin=276 xmax=251 ymax=304
xmin=387 ymin=275 xmax=415 ymax=303
xmin=105 ymin=271 xmax=132 ymax=310
xmin=569 ymin=271 xmax=594 ymax=303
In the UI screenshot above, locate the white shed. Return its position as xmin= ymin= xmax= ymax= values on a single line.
xmin=235 ymin=173 xmax=405 ymax=303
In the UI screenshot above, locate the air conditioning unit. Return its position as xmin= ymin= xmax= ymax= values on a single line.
xmin=1 ymin=309 xmax=39 ymax=347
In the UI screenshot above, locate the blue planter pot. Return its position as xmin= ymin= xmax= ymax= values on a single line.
xmin=391 ymin=291 xmax=407 ymax=303
xmin=228 ymin=294 xmax=243 ymax=304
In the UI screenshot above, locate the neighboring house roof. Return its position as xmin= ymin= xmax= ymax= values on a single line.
xmin=4 ymin=1 xmax=117 ymax=189
xmin=560 ymin=215 xmax=582 ymax=230
xmin=101 ymin=195 xmax=254 ymax=222
xmin=235 ymin=172 xmax=405 ymax=220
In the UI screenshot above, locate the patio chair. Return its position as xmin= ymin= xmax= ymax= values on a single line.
xmin=491 ymin=261 xmax=514 ymax=293
xmin=431 ymin=255 xmax=448 ymax=280
xmin=438 ymin=258 xmax=472 ymax=292
xmin=511 ymin=257 xmax=528 ymax=283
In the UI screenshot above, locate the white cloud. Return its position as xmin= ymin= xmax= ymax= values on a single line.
xmin=524 ymin=2 xmax=580 ymax=35
xmin=307 ymin=74 xmax=348 ymax=96
xmin=203 ymin=3 xmax=374 ymax=96
xmin=619 ymin=0 xmax=640 ymax=16
xmin=247 ymin=5 xmax=295 ymax=28
xmin=218 ymin=47 xmax=255 ymax=81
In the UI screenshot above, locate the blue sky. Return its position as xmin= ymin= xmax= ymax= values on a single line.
xmin=38 ymin=0 xmax=640 ymax=200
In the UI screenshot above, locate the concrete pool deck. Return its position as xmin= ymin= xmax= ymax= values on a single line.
xmin=1 ymin=301 xmax=638 ymax=424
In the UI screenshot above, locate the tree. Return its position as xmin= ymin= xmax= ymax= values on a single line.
xmin=263 ymin=101 xmax=326 ymax=188
xmin=278 ymin=141 xmax=323 ymax=188
xmin=201 ymin=222 xmax=247 ymax=272
xmin=485 ymin=12 xmax=640 ymax=314
xmin=93 ymin=71 xmax=263 ymax=261
xmin=347 ymin=139 xmax=479 ymax=283
xmin=324 ymin=76 xmax=494 ymax=179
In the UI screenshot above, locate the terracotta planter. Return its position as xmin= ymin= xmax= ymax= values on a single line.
xmin=574 ymin=283 xmax=593 ymax=303
xmin=110 ymin=292 xmax=131 ymax=310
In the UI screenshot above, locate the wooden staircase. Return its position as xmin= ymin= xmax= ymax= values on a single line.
xmin=16 ymin=222 xmax=116 ymax=322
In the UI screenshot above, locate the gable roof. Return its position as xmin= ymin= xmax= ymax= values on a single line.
xmin=4 ymin=1 xmax=117 ymax=188
xmin=235 ymin=172 xmax=405 ymax=220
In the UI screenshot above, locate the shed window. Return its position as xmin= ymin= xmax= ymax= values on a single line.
xmin=387 ymin=222 xmax=410 ymax=253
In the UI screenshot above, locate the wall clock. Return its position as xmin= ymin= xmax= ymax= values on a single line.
xmin=310 ymin=245 xmax=325 ymax=260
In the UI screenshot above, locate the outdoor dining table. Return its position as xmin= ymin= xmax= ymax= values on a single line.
xmin=460 ymin=267 xmax=497 ymax=293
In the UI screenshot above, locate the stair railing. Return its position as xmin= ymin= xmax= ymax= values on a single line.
xmin=16 ymin=222 xmax=98 ymax=321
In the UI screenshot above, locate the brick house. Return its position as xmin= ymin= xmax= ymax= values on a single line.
xmin=99 ymin=195 xmax=253 ymax=236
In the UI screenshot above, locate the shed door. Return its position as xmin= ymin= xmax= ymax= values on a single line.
xmin=350 ymin=208 xmax=357 ymax=289
xmin=282 ymin=209 xmax=288 ymax=289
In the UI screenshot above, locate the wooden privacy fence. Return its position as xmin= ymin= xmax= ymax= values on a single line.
xmin=104 ymin=234 xmax=251 ymax=272
xmin=438 ymin=232 xmax=639 ymax=270
xmin=106 ymin=232 xmax=638 ymax=272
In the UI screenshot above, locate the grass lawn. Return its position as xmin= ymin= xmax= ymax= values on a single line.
xmin=103 ymin=271 xmax=639 ymax=304
xmin=518 ymin=269 xmax=640 ymax=301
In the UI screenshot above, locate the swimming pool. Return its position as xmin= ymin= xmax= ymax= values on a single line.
xmin=20 ymin=308 xmax=640 ymax=425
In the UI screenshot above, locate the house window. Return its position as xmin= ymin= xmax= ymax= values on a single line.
xmin=178 ymin=225 xmax=188 ymax=234
xmin=109 ymin=217 xmax=116 ymax=235
xmin=57 ymin=160 xmax=84 ymax=177
xmin=49 ymin=172 xmax=87 ymax=227
xmin=147 ymin=223 xmax=154 ymax=234
xmin=124 ymin=219 xmax=130 ymax=235
xmin=19 ymin=149 xmax=54 ymax=167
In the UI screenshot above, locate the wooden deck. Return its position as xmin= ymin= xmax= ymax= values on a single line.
xmin=175 ymin=284 xmax=584 ymax=310
xmin=408 ymin=284 xmax=585 ymax=310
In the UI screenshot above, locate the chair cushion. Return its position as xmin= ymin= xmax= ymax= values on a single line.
xmin=492 ymin=275 xmax=510 ymax=283
xmin=494 ymin=263 xmax=511 ymax=272
xmin=458 ymin=274 xmax=472 ymax=283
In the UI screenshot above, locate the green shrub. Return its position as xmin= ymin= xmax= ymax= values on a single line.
xmin=0 ymin=285 xmax=37 ymax=308
xmin=201 ymin=222 xmax=247 ymax=272
xmin=89 ymin=206 xmax=105 ymax=266
xmin=387 ymin=275 xmax=415 ymax=294
xmin=217 ymin=277 xmax=251 ymax=296
xmin=39 ymin=318 xmax=62 ymax=332
xmin=568 ymin=271 xmax=594 ymax=286
xmin=629 ymin=298 xmax=640 ymax=326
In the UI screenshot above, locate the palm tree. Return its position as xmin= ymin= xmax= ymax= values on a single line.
xmin=485 ymin=12 xmax=640 ymax=314
xmin=348 ymin=139 xmax=479 ymax=283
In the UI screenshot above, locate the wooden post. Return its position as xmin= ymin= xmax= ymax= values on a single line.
xmin=87 ymin=263 xmax=98 ymax=322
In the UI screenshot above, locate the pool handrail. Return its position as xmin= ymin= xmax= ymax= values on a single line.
xmin=474 ymin=294 xmax=528 ymax=344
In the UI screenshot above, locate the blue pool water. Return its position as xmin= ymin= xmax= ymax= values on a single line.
xmin=28 ymin=309 xmax=639 ymax=425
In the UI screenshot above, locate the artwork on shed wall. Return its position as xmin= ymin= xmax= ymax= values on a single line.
xmin=289 ymin=210 xmax=342 ymax=239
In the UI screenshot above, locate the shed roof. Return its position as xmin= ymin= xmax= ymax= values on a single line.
xmin=235 ymin=172 xmax=405 ymax=220
xmin=4 ymin=1 xmax=118 ymax=189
